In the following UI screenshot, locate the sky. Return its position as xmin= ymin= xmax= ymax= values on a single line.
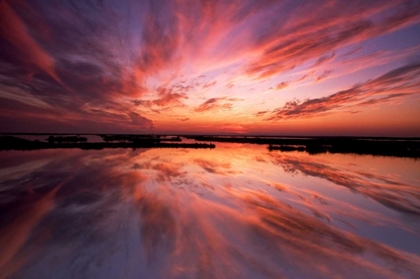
xmin=0 ymin=0 xmax=420 ymax=136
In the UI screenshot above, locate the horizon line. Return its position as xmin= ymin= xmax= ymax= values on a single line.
xmin=1 ymin=132 xmax=419 ymax=140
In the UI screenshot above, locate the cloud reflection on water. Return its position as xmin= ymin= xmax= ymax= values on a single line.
xmin=0 ymin=145 xmax=419 ymax=278
xmin=268 ymin=152 xmax=420 ymax=215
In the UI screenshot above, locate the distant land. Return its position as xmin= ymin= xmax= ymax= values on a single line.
xmin=0 ymin=133 xmax=419 ymax=158
xmin=0 ymin=135 xmax=215 ymax=150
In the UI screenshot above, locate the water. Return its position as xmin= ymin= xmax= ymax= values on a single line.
xmin=0 ymin=143 xmax=419 ymax=278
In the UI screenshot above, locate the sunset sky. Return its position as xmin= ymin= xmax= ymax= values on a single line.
xmin=1 ymin=0 xmax=420 ymax=136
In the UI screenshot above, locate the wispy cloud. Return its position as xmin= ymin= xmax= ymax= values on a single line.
xmin=245 ymin=1 xmax=420 ymax=79
xmin=267 ymin=62 xmax=420 ymax=120
xmin=275 ymin=81 xmax=290 ymax=90
xmin=133 ymin=87 xmax=188 ymax=108
xmin=195 ymin=97 xmax=241 ymax=112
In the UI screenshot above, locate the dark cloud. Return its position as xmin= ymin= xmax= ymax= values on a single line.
xmin=0 ymin=0 xmax=154 ymax=132
xmin=255 ymin=110 xmax=268 ymax=116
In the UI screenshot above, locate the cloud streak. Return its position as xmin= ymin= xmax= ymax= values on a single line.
xmin=268 ymin=62 xmax=420 ymax=120
xmin=195 ymin=97 xmax=241 ymax=112
xmin=0 ymin=1 xmax=59 ymax=83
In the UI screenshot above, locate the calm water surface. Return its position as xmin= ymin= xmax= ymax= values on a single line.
xmin=0 ymin=143 xmax=419 ymax=278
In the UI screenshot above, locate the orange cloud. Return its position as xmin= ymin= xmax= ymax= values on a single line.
xmin=133 ymin=86 xmax=188 ymax=109
xmin=195 ymin=97 xmax=241 ymax=112
xmin=275 ymin=81 xmax=290 ymax=90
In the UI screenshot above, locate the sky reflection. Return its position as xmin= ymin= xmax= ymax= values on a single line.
xmin=0 ymin=145 xmax=419 ymax=278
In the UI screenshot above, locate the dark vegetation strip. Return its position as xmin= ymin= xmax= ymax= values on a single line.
xmin=1 ymin=133 xmax=419 ymax=141
xmin=0 ymin=136 xmax=215 ymax=150
xmin=187 ymin=136 xmax=420 ymax=158
xmin=100 ymin=135 xmax=181 ymax=142
xmin=1 ymin=134 xmax=419 ymax=158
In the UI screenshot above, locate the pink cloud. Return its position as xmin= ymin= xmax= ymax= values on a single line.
xmin=267 ymin=62 xmax=420 ymax=120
